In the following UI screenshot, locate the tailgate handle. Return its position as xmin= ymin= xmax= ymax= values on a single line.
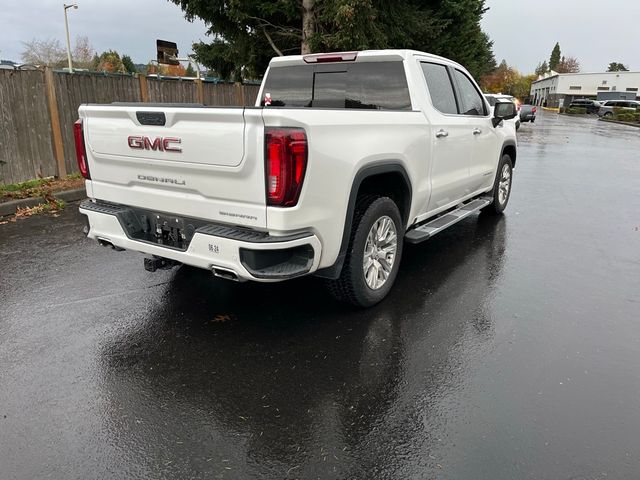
xmin=136 ymin=111 xmax=166 ymax=126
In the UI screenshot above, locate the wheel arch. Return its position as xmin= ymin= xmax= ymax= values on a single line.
xmin=315 ymin=161 xmax=412 ymax=280
xmin=501 ymin=140 xmax=517 ymax=167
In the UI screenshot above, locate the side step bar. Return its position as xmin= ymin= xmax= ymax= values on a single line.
xmin=405 ymin=196 xmax=492 ymax=244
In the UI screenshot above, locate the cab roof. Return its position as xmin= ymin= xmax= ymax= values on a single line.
xmin=268 ymin=49 xmax=466 ymax=71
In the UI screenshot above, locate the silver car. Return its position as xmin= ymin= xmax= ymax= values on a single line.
xmin=597 ymin=100 xmax=640 ymax=117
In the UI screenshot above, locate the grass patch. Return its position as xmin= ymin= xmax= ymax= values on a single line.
xmin=1 ymin=175 xmax=84 ymax=202
xmin=0 ymin=178 xmax=50 ymax=194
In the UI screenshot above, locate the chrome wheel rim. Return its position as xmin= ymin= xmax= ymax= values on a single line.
xmin=363 ymin=216 xmax=398 ymax=290
xmin=498 ymin=164 xmax=511 ymax=205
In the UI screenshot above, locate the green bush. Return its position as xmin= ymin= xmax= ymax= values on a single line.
xmin=616 ymin=113 xmax=636 ymax=122
xmin=566 ymin=107 xmax=587 ymax=114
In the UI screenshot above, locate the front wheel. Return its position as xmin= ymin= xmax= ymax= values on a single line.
xmin=482 ymin=154 xmax=513 ymax=215
xmin=326 ymin=196 xmax=404 ymax=307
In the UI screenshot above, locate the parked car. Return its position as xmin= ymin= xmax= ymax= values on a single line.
xmin=597 ymin=100 xmax=640 ymax=117
xmin=568 ymin=99 xmax=601 ymax=114
xmin=76 ymin=49 xmax=518 ymax=307
xmin=485 ymin=94 xmax=521 ymax=130
xmin=519 ymin=104 xmax=537 ymax=123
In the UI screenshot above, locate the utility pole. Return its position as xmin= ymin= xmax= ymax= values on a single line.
xmin=63 ymin=3 xmax=78 ymax=73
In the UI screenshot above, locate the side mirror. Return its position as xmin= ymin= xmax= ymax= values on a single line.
xmin=493 ymin=101 xmax=517 ymax=127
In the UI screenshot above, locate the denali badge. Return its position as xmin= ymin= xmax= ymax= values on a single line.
xmin=137 ymin=175 xmax=186 ymax=185
xmin=128 ymin=135 xmax=182 ymax=152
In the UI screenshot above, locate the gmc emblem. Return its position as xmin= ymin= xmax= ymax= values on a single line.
xmin=127 ymin=136 xmax=182 ymax=153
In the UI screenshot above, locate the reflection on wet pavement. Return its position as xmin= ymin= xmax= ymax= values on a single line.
xmin=1 ymin=111 xmax=639 ymax=479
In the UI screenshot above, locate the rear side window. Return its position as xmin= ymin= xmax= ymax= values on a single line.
xmin=453 ymin=69 xmax=487 ymax=116
xmin=261 ymin=62 xmax=411 ymax=110
xmin=421 ymin=62 xmax=458 ymax=114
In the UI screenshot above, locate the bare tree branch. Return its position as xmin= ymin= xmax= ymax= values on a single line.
xmin=245 ymin=16 xmax=302 ymax=35
xmin=263 ymin=29 xmax=283 ymax=56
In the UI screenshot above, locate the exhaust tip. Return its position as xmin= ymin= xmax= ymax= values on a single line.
xmin=97 ymin=238 xmax=124 ymax=251
xmin=212 ymin=267 xmax=240 ymax=282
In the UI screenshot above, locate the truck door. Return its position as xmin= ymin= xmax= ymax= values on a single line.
xmin=420 ymin=62 xmax=473 ymax=211
xmin=450 ymin=68 xmax=501 ymax=193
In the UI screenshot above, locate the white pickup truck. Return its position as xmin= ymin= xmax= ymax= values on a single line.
xmin=76 ymin=49 xmax=517 ymax=307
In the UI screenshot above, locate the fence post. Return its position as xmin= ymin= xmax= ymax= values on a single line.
xmin=195 ymin=78 xmax=204 ymax=104
xmin=235 ymin=82 xmax=245 ymax=106
xmin=44 ymin=67 xmax=66 ymax=178
xmin=138 ymin=74 xmax=149 ymax=102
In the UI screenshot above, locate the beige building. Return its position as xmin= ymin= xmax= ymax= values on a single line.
xmin=530 ymin=71 xmax=640 ymax=107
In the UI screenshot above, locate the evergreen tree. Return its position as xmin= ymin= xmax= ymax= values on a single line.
xmin=534 ymin=60 xmax=548 ymax=76
xmin=171 ymin=0 xmax=496 ymax=80
xmin=549 ymin=42 xmax=561 ymax=71
xmin=121 ymin=54 xmax=137 ymax=74
xmin=607 ymin=62 xmax=628 ymax=72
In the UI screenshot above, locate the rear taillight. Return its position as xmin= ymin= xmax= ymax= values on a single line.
xmin=265 ymin=128 xmax=307 ymax=207
xmin=532 ymin=106 xmax=537 ymax=113
xmin=73 ymin=119 xmax=90 ymax=179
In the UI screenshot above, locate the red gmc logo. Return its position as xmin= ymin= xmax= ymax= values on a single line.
xmin=127 ymin=136 xmax=182 ymax=153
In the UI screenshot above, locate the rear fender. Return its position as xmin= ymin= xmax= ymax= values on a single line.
xmin=315 ymin=162 xmax=412 ymax=279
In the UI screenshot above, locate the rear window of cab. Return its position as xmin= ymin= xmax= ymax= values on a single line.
xmin=260 ymin=61 xmax=412 ymax=110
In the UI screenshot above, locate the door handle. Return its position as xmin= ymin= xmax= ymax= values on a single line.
xmin=435 ymin=129 xmax=449 ymax=138
xmin=472 ymin=128 xmax=482 ymax=135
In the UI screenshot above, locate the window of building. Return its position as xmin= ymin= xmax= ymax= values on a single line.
xmin=569 ymin=85 xmax=582 ymax=90
xmin=626 ymin=87 xmax=639 ymax=92
xmin=597 ymin=86 xmax=610 ymax=91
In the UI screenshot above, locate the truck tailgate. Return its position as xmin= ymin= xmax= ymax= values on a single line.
xmin=79 ymin=105 xmax=266 ymax=228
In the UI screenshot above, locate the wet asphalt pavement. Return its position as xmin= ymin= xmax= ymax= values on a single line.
xmin=1 ymin=111 xmax=639 ymax=480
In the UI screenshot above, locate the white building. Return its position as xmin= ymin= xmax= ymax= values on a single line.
xmin=530 ymin=71 xmax=640 ymax=107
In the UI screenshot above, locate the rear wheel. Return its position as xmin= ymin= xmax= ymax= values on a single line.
xmin=482 ymin=154 xmax=513 ymax=215
xmin=604 ymin=111 xmax=613 ymax=117
xmin=326 ymin=196 xmax=404 ymax=307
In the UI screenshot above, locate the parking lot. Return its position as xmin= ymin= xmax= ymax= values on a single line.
xmin=1 ymin=111 xmax=639 ymax=479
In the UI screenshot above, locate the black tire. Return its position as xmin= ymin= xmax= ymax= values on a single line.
xmin=481 ymin=154 xmax=513 ymax=215
xmin=326 ymin=196 xmax=404 ymax=307
xmin=604 ymin=112 xmax=613 ymax=117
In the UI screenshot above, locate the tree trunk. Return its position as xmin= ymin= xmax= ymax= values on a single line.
xmin=301 ymin=0 xmax=315 ymax=54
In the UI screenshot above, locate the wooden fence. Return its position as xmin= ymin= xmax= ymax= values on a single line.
xmin=0 ymin=69 xmax=260 ymax=184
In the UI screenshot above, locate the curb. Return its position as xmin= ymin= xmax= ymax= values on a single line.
xmin=0 ymin=188 xmax=86 ymax=217
xmin=599 ymin=118 xmax=640 ymax=128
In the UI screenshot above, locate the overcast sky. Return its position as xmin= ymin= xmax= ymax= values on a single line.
xmin=1 ymin=0 xmax=639 ymax=74
xmin=482 ymin=0 xmax=640 ymax=73
xmin=0 ymin=0 xmax=209 ymax=65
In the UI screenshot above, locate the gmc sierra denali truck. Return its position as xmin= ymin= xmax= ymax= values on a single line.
xmin=76 ymin=49 xmax=517 ymax=307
